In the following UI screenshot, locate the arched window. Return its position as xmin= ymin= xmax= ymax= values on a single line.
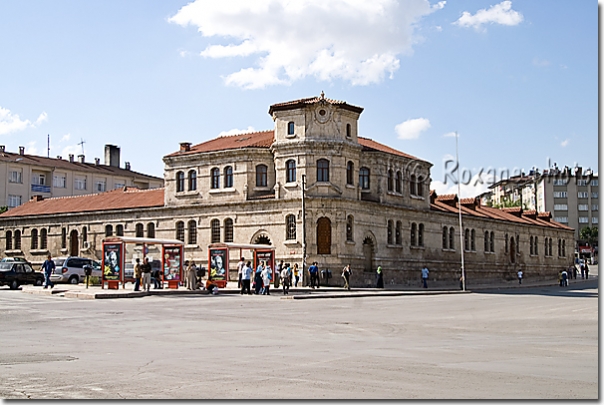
xmin=224 ymin=218 xmax=233 ymax=242
xmin=224 ymin=166 xmax=233 ymax=188
xmin=346 ymin=123 xmax=351 ymax=138
xmin=175 ymin=221 xmax=185 ymax=242
xmin=317 ymin=159 xmax=329 ymax=182
xmin=287 ymin=121 xmax=295 ymax=135
xmin=396 ymin=171 xmax=402 ymax=193
xmin=346 ymin=215 xmax=354 ymax=242
xmin=545 ymin=238 xmax=548 ymax=256
xmin=417 ymin=176 xmax=424 ymax=197
xmin=316 ymin=217 xmax=331 ymax=254
xmin=558 ymin=239 xmax=561 ymax=257
xmin=61 ymin=228 xmax=67 ymax=249
xmin=82 ymin=226 xmax=87 ymax=243
xmin=387 ymin=170 xmax=394 ymax=191
xmin=534 ymin=236 xmax=538 ymax=255
xmin=396 ymin=221 xmax=402 ymax=245
xmin=464 ymin=228 xmax=470 ymax=251
xmin=116 ymin=224 xmax=124 ymax=236
xmin=410 ymin=223 xmax=417 ymax=246
xmin=210 ymin=219 xmax=220 ymax=243
xmin=449 ymin=227 xmax=455 ymax=250
xmin=562 ymin=240 xmax=566 ymax=257
xmin=40 ymin=229 xmax=48 ymax=249
xmin=490 ymin=232 xmax=494 ymax=252
xmin=188 ymin=170 xmax=197 ymax=191
xmin=346 ymin=161 xmax=354 ymax=185
xmin=286 ymin=215 xmax=296 ymax=240
xmin=470 ymin=229 xmax=475 ymax=251
xmin=387 ymin=220 xmax=393 ymax=245
xmin=548 ymin=238 xmax=552 ymax=257
xmin=188 ymin=220 xmax=197 ymax=245
xmin=31 ymin=229 xmax=38 ymax=250
xmin=105 ymin=224 xmax=113 ymax=237
xmin=14 ymin=230 xmax=21 ymax=250
xmin=410 ymin=174 xmax=417 ymax=195
xmin=5 ymin=231 xmax=12 ymax=250
xmin=256 ymin=164 xmax=267 ymax=187
xmin=505 ymin=233 xmax=509 ymax=253
xmin=211 ymin=167 xmax=220 ymax=189
xmin=517 ymin=236 xmax=520 ymax=256
xmin=443 ymin=227 xmax=449 ymax=249
xmin=419 ymin=223 xmax=424 ymax=247
xmin=286 ymin=160 xmax=296 ymax=183
xmin=359 ymin=167 xmax=370 ymax=190
xmin=135 ymin=223 xmax=144 ymax=238
xmin=176 ymin=171 xmax=185 ymax=192
xmin=486 ymin=231 xmax=491 ymax=252
xmin=530 ymin=236 xmax=534 ymax=255
xmin=147 ymin=222 xmax=155 ymax=239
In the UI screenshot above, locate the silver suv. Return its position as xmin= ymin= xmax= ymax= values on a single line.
xmin=50 ymin=257 xmax=101 ymax=284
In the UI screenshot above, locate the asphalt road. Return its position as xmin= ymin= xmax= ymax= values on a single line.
xmin=0 ymin=280 xmax=598 ymax=399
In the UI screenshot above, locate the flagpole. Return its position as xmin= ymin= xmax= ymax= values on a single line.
xmin=456 ymin=132 xmax=466 ymax=291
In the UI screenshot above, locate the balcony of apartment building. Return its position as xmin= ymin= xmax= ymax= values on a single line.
xmin=31 ymin=170 xmax=51 ymax=194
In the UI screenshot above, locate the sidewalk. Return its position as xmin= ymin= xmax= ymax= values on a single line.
xmin=20 ymin=274 xmax=598 ymax=300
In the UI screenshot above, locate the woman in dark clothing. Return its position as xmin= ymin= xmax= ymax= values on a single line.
xmin=254 ymin=269 xmax=263 ymax=295
xmin=376 ymin=266 xmax=384 ymax=288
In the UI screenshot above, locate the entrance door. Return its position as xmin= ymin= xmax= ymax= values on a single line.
xmin=70 ymin=230 xmax=79 ymax=256
xmin=363 ymin=237 xmax=374 ymax=271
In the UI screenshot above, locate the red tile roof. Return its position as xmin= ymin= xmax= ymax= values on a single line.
xmin=0 ymin=187 xmax=164 ymax=218
xmin=358 ymin=137 xmax=424 ymax=162
xmin=268 ymin=95 xmax=364 ymax=115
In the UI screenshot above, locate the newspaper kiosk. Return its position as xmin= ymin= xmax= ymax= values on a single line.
xmin=206 ymin=243 xmax=275 ymax=290
xmin=102 ymin=237 xmax=184 ymax=289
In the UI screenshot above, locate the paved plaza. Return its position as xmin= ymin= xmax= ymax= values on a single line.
xmin=0 ymin=280 xmax=598 ymax=399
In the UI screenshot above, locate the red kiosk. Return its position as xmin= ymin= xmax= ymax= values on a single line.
xmin=102 ymin=237 xmax=184 ymax=289
xmin=206 ymin=243 xmax=275 ymax=290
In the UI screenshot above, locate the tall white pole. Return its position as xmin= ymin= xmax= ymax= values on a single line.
xmin=301 ymin=174 xmax=307 ymax=285
xmin=456 ymin=132 xmax=466 ymax=291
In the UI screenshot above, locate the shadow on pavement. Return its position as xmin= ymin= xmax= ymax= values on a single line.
xmin=474 ymin=279 xmax=598 ymax=298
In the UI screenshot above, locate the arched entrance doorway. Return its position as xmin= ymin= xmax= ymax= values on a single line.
xmin=69 ymin=230 xmax=79 ymax=256
xmin=254 ymin=235 xmax=271 ymax=245
xmin=363 ymin=236 xmax=374 ymax=272
xmin=316 ymin=217 xmax=331 ymax=254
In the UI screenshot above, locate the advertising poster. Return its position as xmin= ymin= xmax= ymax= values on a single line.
xmin=103 ymin=243 xmax=122 ymax=281
xmin=209 ymin=248 xmax=228 ymax=281
xmin=255 ymin=250 xmax=274 ymax=278
xmin=163 ymin=246 xmax=182 ymax=281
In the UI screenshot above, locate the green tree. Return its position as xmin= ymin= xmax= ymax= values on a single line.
xmin=0 ymin=206 xmax=7 ymax=214
xmin=580 ymin=226 xmax=598 ymax=247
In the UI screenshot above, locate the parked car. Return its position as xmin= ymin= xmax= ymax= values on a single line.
xmin=1 ymin=257 xmax=32 ymax=266
xmin=50 ymin=257 xmax=101 ymax=284
xmin=0 ymin=261 xmax=45 ymax=289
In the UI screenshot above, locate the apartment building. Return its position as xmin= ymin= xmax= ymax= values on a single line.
xmin=0 ymin=144 xmax=163 ymax=210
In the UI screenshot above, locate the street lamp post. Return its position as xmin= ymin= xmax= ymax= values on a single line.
xmin=456 ymin=132 xmax=466 ymax=291
xmin=301 ymin=174 xmax=307 ymax=285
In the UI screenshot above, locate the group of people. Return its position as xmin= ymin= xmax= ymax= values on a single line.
xmin=133 ymin=257 xmax=154 ymax=292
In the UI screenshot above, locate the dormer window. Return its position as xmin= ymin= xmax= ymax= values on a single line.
xmin=317 ymin=159 xmax=329 ymax=182
xmin=256 ymin=164 xmax=268 ymax=187
xmin=287 ymin=121 xmax=295 ymax=135
xmin=359 ymin=167 xmax=370 ymax=190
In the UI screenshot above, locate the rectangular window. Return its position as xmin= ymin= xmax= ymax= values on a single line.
xmin=553 ymin=204 xmax=568 ymax=211
xmin=114 ymin=182 xmax=125 ymax=189
xmin=9 ymin=170 xmax=22 ymax=184
xmin=95 ymin=180 xmax=106 ymax=192
xmin=8 ymin=195 xmax=22 ymax=208
xmin=591 ymin=179 xmax=598 ymax=187
xmin=592 ymin=192 xmax=598 ymax=199
xmin=578 ymin=204 xmax=589 ymax=211
xmin=74 ymin=176 xmax=87 ymax=190
xmin=577 ymin=180 xmax=588 ymax=186
xmin=53 ymin=174 xmax=66 ymax=188
xmin=592 ymin=204 xmax=598 ymax=211
xmin=578 ymin=192 xmax=589 ymax=198
xmin=31 ymin=173 xmax=46 ymax=185
xmin=578 ymin=217 xmax=589 ymax=224
xmin=553 ymin=191 xmax=567 ymax=198
xmin=553 ymin=179 xmax=567 ymax=186
xmin=592 ymin=217 xmax=598 ymax=224
xmin=554 ymin=217 xmax=568 ymax=223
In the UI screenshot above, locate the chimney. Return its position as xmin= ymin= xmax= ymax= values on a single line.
xmin=104 ymin=144 xmax=120 ymax=168
xmin=57 ymin=156 xmax=62 ymax=160
xmin=31 ymin=195 xmax=43 ymax=202
xmin=180 ymin=142 xmax=191 ymax=152
xmin=0 ymin=145 xmax=4 ymax=152
xmin=95 ymin=158 xmax=100 ymax=165
xmin=69 ymin=154 xmax=74 ymax=162
xmin=19 ymin=146 xmax=25 ymax=155
xmin=125 ymin=162 xmax=131 ymax=171
xmin=78 ymin=154 xmax=85 ymax=163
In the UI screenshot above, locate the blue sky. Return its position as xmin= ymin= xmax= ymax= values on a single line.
xmin=0 ymin=0 xmax=598 ymax=197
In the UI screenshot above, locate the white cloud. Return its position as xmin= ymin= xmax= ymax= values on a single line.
xmin=61 ymin=145 xmax=81 ymax=158
xmin=431 ymin=174 xmax=491 ymax=199
xmin=443 ymin=131 xmax=457 ymax=138
xmin=218 ymin=126 xmax=256 ymax=136
xmin=561 ymin=139 xmax=569 ymax=147
xmin=395 ymin=118 xmax=431 ymax=140
xmin=0 ymin=107 xmax=47 ymax=135
xmin=26 ymin=141 xmax=39 ymax=156
xmin=60 ymin=133 xmax=71 ymax=142
xmin=532 ymin=57 xmax=550 ymax=67
xmin=169 ymin=0 xmax=445 ymax=89
xmin=454 ymin=1 xmax=523 ymax=31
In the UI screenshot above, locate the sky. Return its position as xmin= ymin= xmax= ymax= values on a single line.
xmin=0 ymin=0 xmax=598 ymax=197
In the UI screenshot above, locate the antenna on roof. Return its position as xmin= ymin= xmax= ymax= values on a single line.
xmin=320 ymin=90 xmax=325 ymax=100
xmin=47 ymin=134 xmax=50 ymax=158
xmin=78 ymin=138 xmax=86 ymax=155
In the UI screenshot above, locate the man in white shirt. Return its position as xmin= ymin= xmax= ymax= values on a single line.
xmin=240 ymin=261 xmax=253 ymax=295
xmin=517 ymin=269 xmax=523 ymax=284
xmin=237 ymin=257 xmax=245 ymax=289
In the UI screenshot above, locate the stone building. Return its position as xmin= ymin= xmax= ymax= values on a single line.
xmin=0 ymin=95 xmax=574 ymax=287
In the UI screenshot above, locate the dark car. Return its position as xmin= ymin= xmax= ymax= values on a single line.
xmin=0 ymin=262 xmax=45 ymax=289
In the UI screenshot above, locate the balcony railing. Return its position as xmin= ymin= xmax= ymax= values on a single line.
xmin=31 ymin=184 xmax=51 ymax=193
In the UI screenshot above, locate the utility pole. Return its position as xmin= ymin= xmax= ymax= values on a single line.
xmin=47 ymin=134 xmax=50 ymax=158
xmin=456 ymin=132 xmax=466 ymax=291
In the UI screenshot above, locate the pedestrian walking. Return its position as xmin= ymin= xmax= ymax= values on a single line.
xmin=261 ymin=265 xmax=272 ymax=295
xmin=584 ymin=262 xmax=590 ymax=279
xmin=151 ymin=265 xmax=162 ymax=289
xmin=309 ymin=262 xmax=319 ymax=289
xmin=133 ymin=258 xmax=142 ymax=291
xmin=421 ymin=266 xmax=429 ymax=288
xmin=376 ymin=265 xmax=384 ymax=288
xmin=341 ymin=264 xmax=351 ymax=290
xmin=236 ymin=257 xmax=245 ymax=289
xmin=281 ymin=263 xmax=291 ymax=295
xmin=580 ymin=261 xmax=585 ymax=279
xmin=275 ymin=260 xmax=283 ymax=289
xmin=561 ymin=269 xmax=568 ymax=287
xmin=293 ymin=263 xmax=300 ymax=287
xmin=141 ymin=257 xmax=152 ymax=292
xmin=41 ymin=254 xmax=55 ymax=289
xmin=459 ymin=275 xmax=464 ymax=290
xmin=186 ymin=260 xmax=198 ymax=290
xmin=517 ymin=269 xmax=523 ymax=285
xmin=571 ymin=264 xmax=577 ymax=279
xmin=241 ymin=261 xmax=252 ymax=295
